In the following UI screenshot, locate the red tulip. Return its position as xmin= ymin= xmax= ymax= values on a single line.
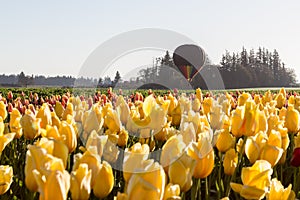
xmin=291 ymin=148 xmax=300 ymax=167
xmin=7 ymin=91 xmax=13 ymax=100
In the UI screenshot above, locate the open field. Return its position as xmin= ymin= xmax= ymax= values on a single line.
xmin=0 ymin=87 xmax=298 ymax=199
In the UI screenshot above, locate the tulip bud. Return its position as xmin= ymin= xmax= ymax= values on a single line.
xmin=0 ymin=165 xmax=13 ymax=195
xmin=163 ymin=183 xmax=181 ymax=200
xmin=266 ymin=178 xmax=295 ymax=200
xmin=70 ymin=164 xmax=92 ymax=200
xmin=0 ymin=101 xmax=7 ymax=121
xmin=33 ymin=168 xmax=70 ymax=200
xmin=7 ymin=91 xmax=13 ymax=100
xmin=291 ymin=147 xmax=300 ymax=167
xmin=59 ymin=121 xmax=77 ymax=153
xmin=216 ymin=129 xmax=235 ymax=153
xmin=285 ymin=105 xmax=300 ymax=133
xmin=93 ymin=161 xmax=114 ymax=199
xmin=73 ymin=149 xmax=101 ymax=187
xmin=21 ymin=111 xmax=41 ymax=140
xmin=223 ymin=149 xmax=238 ymax=176
xmin=36 ymin=103 xmax=52 ymax=129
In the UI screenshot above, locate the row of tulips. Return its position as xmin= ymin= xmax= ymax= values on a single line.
xmin=0 ymin=88 xmax=299 ymax=199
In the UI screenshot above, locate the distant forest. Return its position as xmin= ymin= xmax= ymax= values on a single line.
xmin=0 ymin=47 xmax=297 ymax=89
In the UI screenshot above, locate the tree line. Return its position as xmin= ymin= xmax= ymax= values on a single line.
xmin=136 ymin=47 xmax=298 ymax=89
xmin=0 ymin=47 xmax=297 ymax=89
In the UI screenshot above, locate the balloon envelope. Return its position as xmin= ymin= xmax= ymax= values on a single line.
xmin=173 ymin=44 xmax=206 ymax=80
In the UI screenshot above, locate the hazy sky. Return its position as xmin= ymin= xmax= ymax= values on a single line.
xmin=1 ymin=1 xmax=300 ymax=81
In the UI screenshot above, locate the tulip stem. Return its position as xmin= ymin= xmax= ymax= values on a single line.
xmin=205 ymin=177 xmax=209 ymax=200
xmin=293 ymin=167 xmax=299 ymax=194
xmin=197 ymin=178 xmax=201 ymax=200
xmin=218 ymin=151 xmax=223 ymax=197
xmin=225 ymin=136 xmax=247 ymax=197
xmin=280 ymin=164 xmax=283 ymax=183
xmin=191 ymin=178 xmax=201 ymax=200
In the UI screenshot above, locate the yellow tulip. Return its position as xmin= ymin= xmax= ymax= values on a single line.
xmin=209 ymin=101 xmax=225 ymax=130
xmin=254 ymin=94 xmax=261 ymax=105
xmin=104 ymin=107 xmax=121 ymax=132
xmin=25 ymin=145 xmax=46 ymax=191
xmin=240 ymin=101 xmax=256 ymax=136
xmin=195 ymin=88 xmax=203 ymax=102
xmin=167 ymin=94 xmax=178 ymax=115
xmin=262 ymin=90 xmax=272 ymax=106
xmin=127 ymin=160 xmax=166 ymax=200
xmin=36 ymin=103 xmax=52 ymax=129
xmin=35 ymin=138 xmax=69 ymax=168
xmin=33 ymin=168 xmax=70 ymax=200
xmin=25 ymin=145 xmax=66 ymax=192
xmin=118 ymin=128 xmax=128 ymax=147
xmin=59 ymin=121 xmax=77 ymax=153
xmin=9 ymin=108 xmax=22 ymax=138
xmin=123 ymin=143 xmax=150 ymax=183
xmin=245 ymin=131 xmax=284 ymax=166
xmin=0 ymin=165 xmax=13 ymax=195
xmin=0 ymin=117 xmax=4 ymax=135
xmin=171 ymin=104 xmax=181 ymax=126
xmin=230 ymin=106 xmax=244 ymax=138
xmin=279 ymin=87 xmax=287 ymax=98
xmin=202 ymin=97 xmax=213 ymax=115
xmin=93 ymin=161 xmax=114 ymax=199
xmin=70 ymin=163 xmax=92 ymax=200
xmin=266 ymin=178 xmax=295 ymax=200
xmin=44 ymin=125 xmax=61 ymax=140
xmin=74 ymin=108 xmax=84 ymax=122
xmin=20 ymin=111 xmax=41 ymax=139
xmin=163 ymin=183 xmax=181 ymax=200
xmin=0 ymin=131 xmax=15 ymax=155
xmin=85 ymin=130 xmax=108 ymax=158
xmin=295 ymin=96 xmax=300 ymax=111
xmin=216 ymin=129 xmax=235 ymax=153
xmin=260 ymin=144 xmax=283 ymax=167
xmin=285 ymin=105 xmax=300 ymax=133
xmin=0 ymin=102 xmax=7 ymax=120
xmin=62 ymin=103 xmax=73 ymax=120
xmin=116 ymin=95 xmax=130 ymax=125
xmin=192 ymin=98 xmax=201 ymax=112
xmin=55 ymin=101 xmax=65 ymax=119
xmin=51 ymin=112 xmax=61 ymax=129
xmin=255 ymin=108 xmax=267 ymax=134
xmin=168 ymin=152 xmax=195 ymax=192
xmin=236 ymin=138 xmax=245 ymax=154
xmin=230 ymin=160 xmax=273 ymax=200
xmin=102 ymin=139 xmax=120 ymax=164
xmin=187 ymin=136 xmax=214 ymax=179
xmin=223 ymin=148 xmax=238 ymax=176
xmin=73 ymin=148 xmax=101 ymax=187
xmin=178 ymin=95 xmax=191 ymax=114
xmin=288 ymin=95 xmax=295 ymax=106
xmin=180 ymin=122 xmax=196 ymax=146
xmin=279 ymin=107 xmax=287 ymax=121
xmin=115 ymin=192 xmax=129 ymax=200
xmin=295 ymin=132 xmax=300 ymax=148
xmin=275 ymin=93 xmax=285 ymax=109
xmin=245 ymin=136 xmax=261 ymax=164
xmin=145 ymin=95 xmax=168 ymax=132
xmin=267 ymin=115 xmax=281 ymax=135
xmin=160 ymin=135 xmax=186 ymax=171
xmin=219 ymin=98 xmax=231 ymax=116
xmin=83 ymin=107 xmax=103 ymax=136
xmin=237 ymin=92 xmax=251 ymax=106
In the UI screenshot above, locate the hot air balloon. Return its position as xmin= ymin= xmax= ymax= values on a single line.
xmin=173 ymin=44 xmax=206 ymax=81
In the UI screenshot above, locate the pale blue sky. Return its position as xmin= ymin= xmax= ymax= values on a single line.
xmin=1 ymin=1 xmax=300 ymax=81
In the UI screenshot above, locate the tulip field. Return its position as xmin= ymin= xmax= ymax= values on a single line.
xmin=0 ymin=87 xmax=300 ymax=199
